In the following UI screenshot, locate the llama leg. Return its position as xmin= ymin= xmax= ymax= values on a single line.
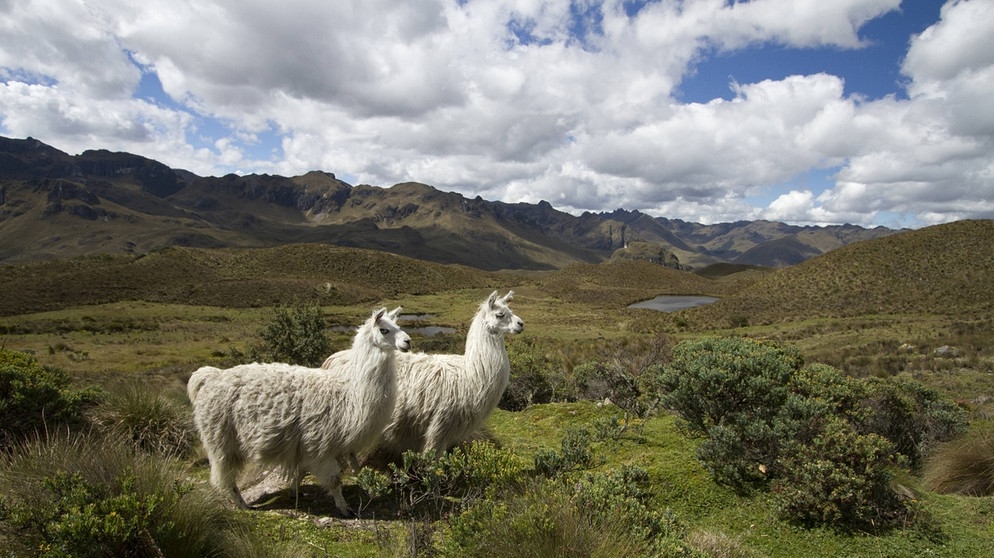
xmin=312 ymin=458 xmax=353 ymax=517
xmin=423 ymin=420 xmax=452 ymax=455
xmin=208 ymin=452 xmax=249 ymax=509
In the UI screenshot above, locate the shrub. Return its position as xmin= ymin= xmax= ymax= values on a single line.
xmin=772 ymin=417 xmax=911 ymax=530
xmin=533 ymin=427 xmax=596 ymax=478
xmin=0 ymin=348 xmax=102 ymax=449
xmin=923 ymin=428 xmax=994 ymax=496
xmin=659 ymin=337 xmax=803 ymax=487
xmin=369 ymin=441 xmax=527 ymax=518
xmin=501 ymin=338 xmax=568 ymax=411
xmin=659 ymin=337 xmax=959 ymax=530
xmin=861 ymin=377 xmax=968 ymax=471
xmin=572 ymin=464 xmax=687 ymax=548
xmin=443 ymin=476 xmax=694 ymax=558
xmin=255 ymin=303 xmax=331 ymax=366
xmin=572 ymin=334 xmax=671 ymax=439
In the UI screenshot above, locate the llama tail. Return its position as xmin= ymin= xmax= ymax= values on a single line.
xmin=187 ymin=366 xmax=221 ymax=403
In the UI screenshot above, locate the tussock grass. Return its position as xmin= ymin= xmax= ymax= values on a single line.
xmin=90 ymin=380 xmax=198 ymax=458
xmin=0 ymin=432 xmax=272 ymax=558
xmin=923 ymin=427 xmax=994 ymax=496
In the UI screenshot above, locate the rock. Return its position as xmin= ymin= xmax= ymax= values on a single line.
xmin=934 ymin=345 xmax=961 ymax=358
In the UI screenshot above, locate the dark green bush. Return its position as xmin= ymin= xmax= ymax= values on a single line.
xmin=861 ymin=377 xmax=968 ymax=471
xmin=255 ymin=303 xmax=332 ymax=366
xmin=360 ymin=441 xmax=527 ymax=518
xmin=659 ymin=337 xmax=963 ymax=530
xmin=773 ymin=417 xmax=910 ymax=530
xmin=572 ymin=464 xmax=687 ymax=548
xmin=0 ymin=348 xmax=102 ymax=449
xmin=659 ymin=337 xmax=803 ymax=487
xmin=444 ymin=473 xmax=696 ymax=558
xmin=501 ymin=338 xmax=568 ymax=410
xmin=572 ymin=334 xmax=670 ymax=439
xmin=533 ymin=427 xmax=596 ymax=478
xmin=8 ymin=470 xmax=167 ymax=557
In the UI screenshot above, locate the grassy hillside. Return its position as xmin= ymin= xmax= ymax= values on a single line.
xmin=0 ymin=244 xmax=510 ymax=316
xmin=684 ymin=220 xmax=994 ymax=327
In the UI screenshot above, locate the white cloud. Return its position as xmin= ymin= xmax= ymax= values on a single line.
xmin=1 ymin=0 xmax=992 ymax=228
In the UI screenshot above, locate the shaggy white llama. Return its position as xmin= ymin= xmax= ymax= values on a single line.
xmin=323 ymin=290 xmax=523 ymax=461
xmin=187 ymin=307 xmax=410 ymax=516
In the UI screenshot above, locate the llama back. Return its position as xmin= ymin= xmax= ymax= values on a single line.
xmin=191 ymin=364 xmax=299 ymax=466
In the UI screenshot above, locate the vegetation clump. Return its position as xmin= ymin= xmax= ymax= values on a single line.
xmin=0 ymin=434 xmax=280 ymax=558
xmin=90 ymin=382 xmax=198 ymax=459
xmin=659 ymin=337 xmax=968 ymax=530
xmin=253 ymin=302 xmax=332 ymax=366
xmin=923 ymin=428 xmax=994 ymax=496
xmin=0 ymin=348 xmax=102 ymax=450
xmin=442 ymin=433 xmax=694 ymax=558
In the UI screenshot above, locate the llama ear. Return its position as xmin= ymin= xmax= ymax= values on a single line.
xmin=372 ymin=307 xmax=387 ymax=322
xmin=500 ymin=290 xmax=514 ymax=303
xmin=387 ymin=306 xmax=403 ymax=320
xmin=487 ymin=290 xmax=499 ymax=308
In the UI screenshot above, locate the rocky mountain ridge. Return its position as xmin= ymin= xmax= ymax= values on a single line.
xmin=0 ymin=136 xmax=897 ymax=270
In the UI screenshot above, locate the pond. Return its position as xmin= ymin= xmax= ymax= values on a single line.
xmin=628 ymin=295 xmax=719 ymax=312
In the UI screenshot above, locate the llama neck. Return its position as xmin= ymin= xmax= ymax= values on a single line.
xmin=345 ymin=327 xmax=396 ymax=391
xmin=464 ymin=311 xmax=509 ymax=386
xmin=343 ymin=327 xmax=398 ymax=440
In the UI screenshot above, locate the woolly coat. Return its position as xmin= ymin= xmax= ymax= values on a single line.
xmin=188 ymin=308 xmax=407 ymax=512
xmin=325 ymin=291 xmax=522 ymax=460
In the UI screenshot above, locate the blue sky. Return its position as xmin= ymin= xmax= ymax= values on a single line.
xmin=678 ymin=2 xmax=943 ymax=103
xmin=2 ymin=0 xmax=992 ymax=229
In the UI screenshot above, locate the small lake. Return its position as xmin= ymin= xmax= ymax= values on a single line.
xmin=628 ymin=295 xmax=719 ymax=312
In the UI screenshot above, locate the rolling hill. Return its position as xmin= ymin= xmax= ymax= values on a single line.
xmin=0 ymin=244 xmax=510 ymax=317
xmin=1 ymin=136 xmax=896 ymax=270
xmin=682 ymin=219 xmax=994 ymax=326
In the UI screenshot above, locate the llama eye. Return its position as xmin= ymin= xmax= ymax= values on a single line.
xmin=496 ymin=312 xmax=505 ymax=318
xmin=379 ymin=328 xmax=390 ymax=335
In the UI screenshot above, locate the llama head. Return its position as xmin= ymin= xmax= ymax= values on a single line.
xmin=481 ymin=290 xmax=524 ymax=336
xmin=367 ymin=306 xmax=411 ymax=353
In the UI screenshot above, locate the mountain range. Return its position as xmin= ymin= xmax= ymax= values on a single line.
xmin=0 ymin=136 xmax=897 ymax=270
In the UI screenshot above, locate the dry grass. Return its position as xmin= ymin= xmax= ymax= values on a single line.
xmin=686 ymin=530 xmax=758 ymax=558
xmin=923 ymin=427 xmax=994 ymax=496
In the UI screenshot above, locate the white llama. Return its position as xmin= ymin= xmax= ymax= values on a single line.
xmin=187 ymin=307 xmax=410 ymax=516
xmin=323 ymin=290 xmax=523 ymax=462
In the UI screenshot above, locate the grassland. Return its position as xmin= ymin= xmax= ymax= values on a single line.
xmin=1 ymin=221 xmax=993 ymax=556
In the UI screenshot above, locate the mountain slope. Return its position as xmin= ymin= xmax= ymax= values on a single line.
xmin=1 ymin=136 xmax=897 ymax=270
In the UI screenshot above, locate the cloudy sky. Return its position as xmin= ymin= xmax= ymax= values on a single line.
xmin=2 ymin=0 xmax=992 ymax=228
